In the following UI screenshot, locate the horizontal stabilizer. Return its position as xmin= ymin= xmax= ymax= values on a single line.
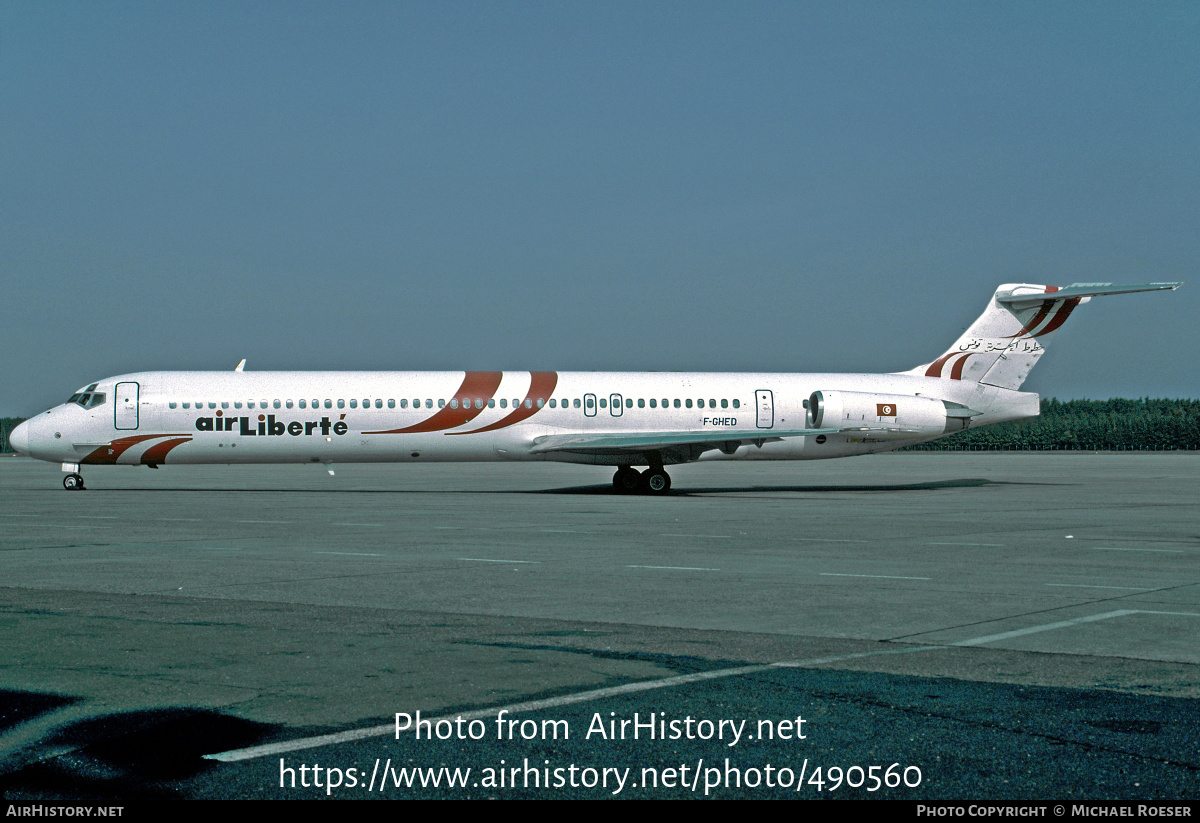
xmin=997 ymin=282 xmax=1181 ymax=305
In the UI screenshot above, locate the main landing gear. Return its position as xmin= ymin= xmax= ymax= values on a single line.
xmin=612 ymin=466 xmax=672 ymax=496
xmin=63 ymin=473 xmax=85 ymax=491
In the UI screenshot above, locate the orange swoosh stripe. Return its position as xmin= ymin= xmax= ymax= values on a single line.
xmin=82 ymin=434 xmax=190 ymax=465
xmin=364 ymin=372 xmax=503 ymax=434
xmin=450 ymin=372 xmax=559 ymax=434
xmin=140 ymin=437 xmax=193 ymax=464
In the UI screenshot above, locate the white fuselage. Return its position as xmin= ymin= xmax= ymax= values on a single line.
xmin=13 ymin=369 xmax=1037 ymax=469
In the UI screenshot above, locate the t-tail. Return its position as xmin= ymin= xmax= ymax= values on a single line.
xmin=903 ymin=282 xmax=1182 ymax=391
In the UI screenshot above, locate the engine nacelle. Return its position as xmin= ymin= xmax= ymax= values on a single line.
xmin=807 ymin=390 xmax=973 ymax=437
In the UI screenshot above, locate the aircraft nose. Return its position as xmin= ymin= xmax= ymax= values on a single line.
xmin=8 ymin=419 xmax=30 ymax=455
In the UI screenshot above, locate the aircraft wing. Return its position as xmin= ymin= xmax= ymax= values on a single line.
xmin=528 ymin=427 xmax=843 ymax=459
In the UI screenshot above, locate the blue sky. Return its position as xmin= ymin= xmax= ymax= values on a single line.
xmin=2 ymin=1 xmax=1196 ymax=415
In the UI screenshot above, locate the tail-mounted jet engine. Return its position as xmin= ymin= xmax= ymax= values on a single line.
xmin=807 ymin=390 xmax=979 ymax=437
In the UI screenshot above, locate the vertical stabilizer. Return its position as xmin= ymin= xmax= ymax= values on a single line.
xmin=902 ymin=282 xmax=1181 ymax=390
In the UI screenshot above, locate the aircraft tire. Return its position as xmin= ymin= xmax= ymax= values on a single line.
xmin=613 ymin=466 xmax=641 ymax=493
xmin=63 ymin=473 xmax=85 ymax=491
xmin=641 ymin=469 xmax=671 ymax=496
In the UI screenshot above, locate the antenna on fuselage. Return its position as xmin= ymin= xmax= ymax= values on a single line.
xmin=235 ymin=359 xmax=246 ymax=372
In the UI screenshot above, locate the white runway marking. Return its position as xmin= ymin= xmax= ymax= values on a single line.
xmin=459 ymin=557 xmax=541 ymax=564
xmin=821 ymin=573 xmax=931 ymax=580
xmin=203 ymin=645 xmax=940 ymax=763
xmin=954 ymin=609 xmax=1200 ymax=648
xmin=952 ymin=610 xmax=1139 ymax=646
xmin=1044 ymin=583 xmax=1152 ymax=591
xmin=1092 ymin=547 xmax=1183 ymax=553
xmin=1134 ymin=610 xmax=1200 ymax=618
xmin=238 ymin=520 xmax=289 ymax=524
xmin=15 ymin=525 xmax=110 ymax=530
xmin=793 ymin=537 xmax=869 ymax=543
xmin=658 ymin=533 xmax=730 ymax=539
xmin=928 ymin=542 xmax=1003 ymax=547
xmin=332 ymin=523 xmax=382 ymax=527
xmin=628 ymin=565 xmax=720 ymax=572
xmin=315 ymin=551 xmax=385 ymax=557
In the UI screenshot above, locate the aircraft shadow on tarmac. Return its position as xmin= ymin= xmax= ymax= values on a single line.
xmin=538 ymin=478 xmax=1061 ymax=495
xmin=84 ymin=478 xmax=1062 ymax=496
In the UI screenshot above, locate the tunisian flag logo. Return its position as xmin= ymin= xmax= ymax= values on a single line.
xmin=877 ymin=403 xmax=897 ymax=417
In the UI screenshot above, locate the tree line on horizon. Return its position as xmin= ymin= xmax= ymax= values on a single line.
xmin=899 ymin=397 xmax=1200 ymax=451
xmin=2 ymin=398 xmax=1198 ymax=454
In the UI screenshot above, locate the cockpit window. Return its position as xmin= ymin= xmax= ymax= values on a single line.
xmin=70 ymin=392 xmax=107 ymax=409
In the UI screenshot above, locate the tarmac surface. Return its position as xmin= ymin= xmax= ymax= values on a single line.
xmin=0 ymin=452 xmax=1197 ymax=800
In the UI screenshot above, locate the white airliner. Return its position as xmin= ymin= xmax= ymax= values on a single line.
xmin=8 ymin=282 xmax=1181 ymax=494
